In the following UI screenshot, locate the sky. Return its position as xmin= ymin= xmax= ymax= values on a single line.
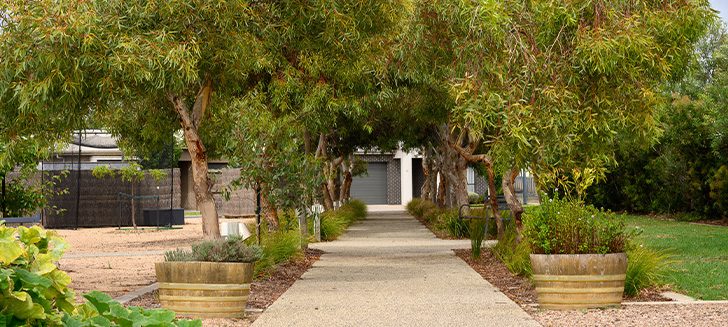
xmin=711 ymin=0 xmax=728 ymax=23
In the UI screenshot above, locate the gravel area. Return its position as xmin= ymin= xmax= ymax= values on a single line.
xmin=529 ymin=303 xmax=728 ymax=327
xmin=53 ymin=218 xmax=248 ymax=299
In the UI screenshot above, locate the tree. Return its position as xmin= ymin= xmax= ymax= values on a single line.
xmin=398 ymin=0 xmax=714 ymax=237
xmin=0 ymin=0 xmax=281 ymax=237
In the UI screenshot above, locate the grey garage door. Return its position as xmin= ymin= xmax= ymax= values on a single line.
xmin=350 ymin=162 xmax=388 ymax=204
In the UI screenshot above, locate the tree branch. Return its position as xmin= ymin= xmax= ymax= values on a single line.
xmin=192 ymin=77 xmax=213 ymax=128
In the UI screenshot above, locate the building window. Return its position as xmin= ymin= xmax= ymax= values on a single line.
xmin=467 ymin=167 xmax=475 ymax=193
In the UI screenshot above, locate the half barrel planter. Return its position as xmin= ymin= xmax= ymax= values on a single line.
xmin=530 ymin=253 xmax=627 ymax=310
xmin=155 ymin=261 xmax=254 ymax=318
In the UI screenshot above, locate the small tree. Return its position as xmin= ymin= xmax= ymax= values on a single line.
xmin=92 ymin=164 xmax=166 ymax=229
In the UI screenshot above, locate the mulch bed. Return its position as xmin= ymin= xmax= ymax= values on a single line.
xmin=453 ymin=248 xmax=672 ymax=307
xmin=692 ymin=219 xmax=728 ymax=227
xmin=126 ymin=248 xmax=324 ymax=312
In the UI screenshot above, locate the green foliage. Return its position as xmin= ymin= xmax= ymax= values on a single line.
xmin=709 ymin=165 xmax=728 ymax=217
xmin=90 ymin=165 xmax=115 ymax=179
xmin=63 ymin=291 xmax=200 ymax=327
xmin=165 ymin=236 xmax=262 ymax=263
xmin=435 ymin=209 xmax=469 ymax=239
xmin=523 ymin=196 xmax=630 ymax=254
xmin=588 ymin=25 xmax=728 ymax=219
xmin=469 ymin=219 xmax=486 ymax=259
xmin=492 ymin=226 xmax=532 ymax=277
xmin=0 ymin=224 xmax=75 ymax=325
xmin=316 ymin=202 xmax=368 ymax=241
xmin=405 ymin=198 xmax=437 ymax=219
xmin=253 ymin=230 xmax=303 ymax=276
xmin=624 ymin=244 xmax=675 ymax=297
xmin=468 ymin=192 xmax=483 ymax=205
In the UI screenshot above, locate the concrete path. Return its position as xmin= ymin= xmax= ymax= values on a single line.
xmin=252 ymin=210 xmax=540 ymax=327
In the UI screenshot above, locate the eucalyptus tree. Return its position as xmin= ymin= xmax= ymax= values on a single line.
xmin=399 ymin=0 xmax=714 ymax=237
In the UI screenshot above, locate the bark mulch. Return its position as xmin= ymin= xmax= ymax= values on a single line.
xmin=453 ymin=248 xmax=672 ymax=306
xmin=125 ymin=248 xmax=324 ymax=325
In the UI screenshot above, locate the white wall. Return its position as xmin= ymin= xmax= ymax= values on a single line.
xmin=394 ymin=150 xmax=418 ymax=204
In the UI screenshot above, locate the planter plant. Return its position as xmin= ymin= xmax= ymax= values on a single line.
xmin=156 ymin=236 xmax=262 ymax=318
xmin=523 ymin=197 xmax=630 ymax=310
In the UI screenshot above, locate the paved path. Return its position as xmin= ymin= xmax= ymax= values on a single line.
xmin=252 ymin=210 xmax=540 ymax=327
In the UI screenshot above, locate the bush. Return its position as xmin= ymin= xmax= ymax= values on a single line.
xmin=64 ymin=291 xmax=201 ymax=327
xmin=435 ymin=209 xmax=469 ymax=238
xmin=469 ymin=219 xmax=487 ymax=259
xmin=165 ymin=236 xmax=262 ymax=263
xmin=254 ymin=230 xmax=303 ymax=276
xmin=523 ymin=196 xmax=630 ymax=254
xmin=492 ymin=226 xmax=532 ymax=277
xmin=320 ymin=211 xmax=348 ymax=241
xmin=422 ymin=207 xmax=442 ymax=224
xmin=624 ymin=244 xmax=675 ymax=296
xmin=468 ymin=192 xmax=484 ymax=204
xmin=342 ymin=199 xmax=367 ymax=219
xmin=406 ymin=198 xmax=436 ymax=219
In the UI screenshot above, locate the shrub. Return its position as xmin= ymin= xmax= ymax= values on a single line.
xmin=468 ymin=192 xmax=484 ymax=204
xmin=165 ymin=236 xmax=262 ymax=263
xmin=254 ymin=230 xmax=303 ymax=276
xmin=523 ymin=196 xmax=630 ymax=254
xmin=0 ymin=224 xmax=199 ymax=326
xmin=320 ymin=211 xmax=348 ymax=241
xmin=624 ymin=244 xmax=675 ymax=296
xmin=342 ymin=199 xmax=367 ymax=219
xmin=406 ymin=198 xmax=436 ymax=219
xmin=64 ymin=291 xmax=201 ymax=327
xmin=435 ymin=209 xmax=469 ymax=238
xmin=422 ymin=207 xmax=442 ymax=224
xmin=492 ymin=226 xmax=532 ymax=277
xmin=469 ymin=219 xmax=487 ymax=259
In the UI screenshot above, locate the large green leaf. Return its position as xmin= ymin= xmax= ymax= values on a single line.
xmin=4 ymin=291 xmax=46 ymax=320
xmin=14 ymin=268 xmax=53 ymax=289
xmin=0 ymin=239 xmax=24 ymax=265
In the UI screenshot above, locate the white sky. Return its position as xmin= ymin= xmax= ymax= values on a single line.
xmin=711 ymin=0 xmax=728 ymax=23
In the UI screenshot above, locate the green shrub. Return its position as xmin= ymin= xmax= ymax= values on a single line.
xmin=492 ymin=226 xmax=532 ymax=277
xmin=435 ymin=209 xmax=469 ymax=238
xmin=624 ymin=244 xmax=675 ymax=296
xmin=523 ymin=196 xmax=630 ymax=254
xmin=406 ymin=198 xmax=436 ymax=219
xmin=320 ymin=211 xmax=348 ymax=241
xmin=0 ymin=224 xmax=199 ymax=326
xmin=342 ymin=199 xmax=367 ymax=219
xmin=64 ymin=291 xmax=200 ymax=326
xmin=469 ymin=219 xmax=487 ymax=259
xmin=0 ymin=224 xmax=76 ymax=325
xmin=255 ymin=230 xmax=303 ymax=276
xmin=468 ymin=192 xmax=484 ymax=204
xmin=421 ymin=207 xmax=440 ymax=224
xmin=165 ymin=236 xmax=262 ymax=263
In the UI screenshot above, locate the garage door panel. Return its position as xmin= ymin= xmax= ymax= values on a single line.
xmin=351 ymin=162 xmax=388 ymax=204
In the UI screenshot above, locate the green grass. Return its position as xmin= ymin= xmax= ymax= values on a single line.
xmin=623 ymin=215 xmax=728 ymax=300
xmin=184 ymin=211 xmax=201 ymax=217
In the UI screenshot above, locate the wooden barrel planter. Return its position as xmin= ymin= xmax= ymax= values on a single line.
xmin=530 ymin=253 xmax=627 ymax=310
xmin=155 ymin=262 xmax=254 ymax=318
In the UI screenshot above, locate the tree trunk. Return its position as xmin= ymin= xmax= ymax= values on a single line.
xmin=297 ymin=207 xmax=308 ymax=250
xmin=485 ymin=164 xmax=504 ymax=240
xmin=321 ymin=184 xmax=334 ymax=211
xmin=436 ymin=172 xmax=447 ymax=208
xmin=130 ymin=181 xmax=137 ymax=229
xmin=340 ymin=156 xmax=353 ymax=203
xmin=421 ymin=154 xmax=432 ymax=200
xmin=502 ymin=168 xmax=524 ymax=237
xmin=168 ymin=80 xmax=221 ymax=238
xmin=260 ymin=188 xmax=280 ymax=231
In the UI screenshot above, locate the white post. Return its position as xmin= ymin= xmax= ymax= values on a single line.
xmin=396 ymin=150 xmax=414 ymax=205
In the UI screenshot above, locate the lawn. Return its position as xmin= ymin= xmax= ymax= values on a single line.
xmin=623 ymin=215 xmax=728 ymax=300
